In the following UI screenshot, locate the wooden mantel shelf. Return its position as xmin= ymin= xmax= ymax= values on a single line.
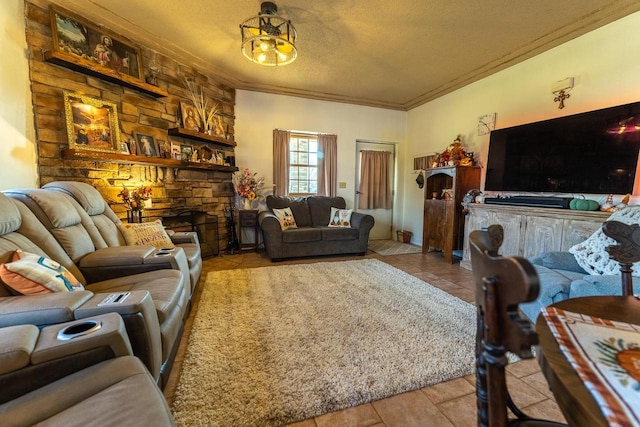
xmin=62 ymin=148 xmax=238 ymax=172
xmin=43 ymin=50 xmax=169 ymax=98
xmin=168 ymin=128 xmax=237 ymax=147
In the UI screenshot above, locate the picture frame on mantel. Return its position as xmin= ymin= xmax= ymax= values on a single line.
xmin=63 ymin=91 xmax=121 ymax=153
xmin=134 ymin=133 xmax=159 ymax=157
xmin=49 ymin=5 xmax=143 ymax=81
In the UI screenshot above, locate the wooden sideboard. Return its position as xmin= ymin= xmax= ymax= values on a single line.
xmin=459 ymin=203 xmax=610 ymax=270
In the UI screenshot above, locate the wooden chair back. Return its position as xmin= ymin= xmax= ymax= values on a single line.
xmin=602 ymin=220 xmax=640 ymax=296
xmin=469 ymin=225 xmax=548 ymax=427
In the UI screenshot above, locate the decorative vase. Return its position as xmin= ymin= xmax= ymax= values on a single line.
xmin=242 ymin=198 xmax=252 ymax=210
xmin=127 ymin=209 xmax=143 ymax=223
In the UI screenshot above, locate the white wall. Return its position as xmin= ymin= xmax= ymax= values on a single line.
xmin=404 ymin=11 xmax=640 ymax=246
xmin=1 ymin=0 xmax=37 ymax=189
xmin=235 ymin=91 xmax=407 ymax=229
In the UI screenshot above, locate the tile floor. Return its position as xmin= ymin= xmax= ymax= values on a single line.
xmin=164 ymin=249 xmax=567 ymax=427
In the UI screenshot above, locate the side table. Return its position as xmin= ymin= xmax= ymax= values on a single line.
xmin=238 ymin=209 xmax=259 ymax=252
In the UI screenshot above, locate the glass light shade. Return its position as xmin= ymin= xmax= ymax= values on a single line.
xmin=240 ymin=6 xmax=297 ymax=66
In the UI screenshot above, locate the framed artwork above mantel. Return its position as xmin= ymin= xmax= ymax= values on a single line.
xmin=44 ymin=5 xmax=168 ymax=98
xmin=50 ymin=5 xmax=143 ymax=80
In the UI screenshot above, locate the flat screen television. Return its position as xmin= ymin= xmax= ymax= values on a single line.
xmin=484 ymin=101 xmax=640 ymax=195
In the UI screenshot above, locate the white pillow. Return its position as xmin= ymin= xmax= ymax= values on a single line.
xmin=0 ymin=250 xmax=84 ymax=294
xmin=569 ymin=206 xmax=640 ymax=277
xmin=272 ymin=207 xmax=297 ymax=231
xmin=328 ymin=207 xmax=353 ymax=228
xmin=118 ymin=219 xmax=175 ymax=249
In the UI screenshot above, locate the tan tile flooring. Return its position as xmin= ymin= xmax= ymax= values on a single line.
xmin=164 ymin=249 xmax=567 ymax=426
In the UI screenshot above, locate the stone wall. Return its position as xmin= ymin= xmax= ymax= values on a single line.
xmin=25 ymin=0 xmax=238 ymax=255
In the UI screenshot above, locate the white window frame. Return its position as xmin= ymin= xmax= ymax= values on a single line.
xmin=288 ymin=133 xmax=319 ymax=196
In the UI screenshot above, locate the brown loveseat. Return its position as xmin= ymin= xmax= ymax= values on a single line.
xmin=259 ymin=195 xmax=374 ymax=261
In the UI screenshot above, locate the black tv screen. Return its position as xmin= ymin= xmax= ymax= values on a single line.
xmin=485 ymin=102 xmax=640 ymax=194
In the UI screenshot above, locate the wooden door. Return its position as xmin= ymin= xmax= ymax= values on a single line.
xmin=423 ymin=199 xmax=447 ymax=251
xmin=488 ymin=211 xmax=523 ymax=257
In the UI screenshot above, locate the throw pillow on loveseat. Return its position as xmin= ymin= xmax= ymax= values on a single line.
xmin=259 ymin=195 xmax=374 ymax=261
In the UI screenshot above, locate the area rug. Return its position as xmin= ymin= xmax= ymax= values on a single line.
xmin=368 ymin=239 xmax=422 ymax=255
xmin=171 ymin=259 xmax=476 ymax=426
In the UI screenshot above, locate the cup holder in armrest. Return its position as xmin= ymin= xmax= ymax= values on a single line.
xmin=57 ymin=320 xmax=102 ymax=341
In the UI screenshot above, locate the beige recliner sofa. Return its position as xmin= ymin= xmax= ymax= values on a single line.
xmin=42 ymin=181 xmax=202 ymax=296
xmin=0 ymin=313 xmax=175 ymax=426
xmin=0 ymin=192 xmax=186 ymax=385
xmin=5 ymin=188 xmax=192 ymax=303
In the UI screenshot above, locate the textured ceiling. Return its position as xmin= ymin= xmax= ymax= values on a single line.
xmin=50 ymin=0 xmax=640 ymax=110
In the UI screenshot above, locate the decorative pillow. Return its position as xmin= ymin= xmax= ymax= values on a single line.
xmin=118 ymin=219 xmax=175 ymax=249
xmin=569 ymin=206 xmax=640 ymax=277
xmin=328 ymin=207 xmax=353 ymax=227
xmin=272 ymin=207 xmax=298 ymax=231
xmin=0 ymin=250 xmax=84 ymax=295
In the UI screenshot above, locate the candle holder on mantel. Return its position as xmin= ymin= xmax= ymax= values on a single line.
xmin=127 ymin=210 xmax=143 ymax=223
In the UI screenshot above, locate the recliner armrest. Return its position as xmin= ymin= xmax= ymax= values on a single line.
xmin=0 ymin=324 xmax=39 ymax=375
xmin=169 ymin=231 xmax=200 ymax=245
xmin=79 ymin=246 xmax=155 ymax=268
xmin=0 ymin=291 xmax=94 ymax=328
xmin=32 ymin=312 xmax=132 ymax=365
xmin=79 ymin=246 xmax=191 ymax=289
xmin=0 ymin=313 xmax=133 ymax=404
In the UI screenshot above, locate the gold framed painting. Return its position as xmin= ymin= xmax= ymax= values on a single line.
xmin=180 ymin=101 xmax=202 ymax=131
xmin=64 ymin=91 xmax=121 ymax=152
xmin=50 ymin=6 xmax=143 ymax=81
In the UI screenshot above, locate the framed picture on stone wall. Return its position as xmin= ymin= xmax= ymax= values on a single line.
xmin=64 ymin=91 xmax=121 ymax=153
xmin=49 ymin=6 xmax=143 ymax=81
xmin=134 ymin=133 xmax=159 ymax=157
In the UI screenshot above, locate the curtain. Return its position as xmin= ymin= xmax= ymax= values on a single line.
xmin=358 ymin=150 xmax=392 ymax=209
xmin=317 ymin=134 xmax=337 ymax=196
xmin=272 ymin=129 xmax=290 ymax=196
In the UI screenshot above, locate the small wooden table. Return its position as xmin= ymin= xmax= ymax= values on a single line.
xmin=536 ymin=296 xmax=640 ymax=426
xmin=238 ymin=209 xmax=259 ymax=252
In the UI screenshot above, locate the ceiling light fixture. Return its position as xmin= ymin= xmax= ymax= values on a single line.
xmin=240 ymin=2 xmax=297 ymax=66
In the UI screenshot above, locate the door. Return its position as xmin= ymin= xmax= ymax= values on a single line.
xmin=355 ymin=141 xmax=395 ymax=240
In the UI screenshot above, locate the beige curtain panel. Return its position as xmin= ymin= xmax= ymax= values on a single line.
xmin=318 ymin=134 xmax=337 ymax=197
xmin=358 ymin=150 xmax=392 ymax=210
xmin=272 ymin=129 xmax=290 ymax=196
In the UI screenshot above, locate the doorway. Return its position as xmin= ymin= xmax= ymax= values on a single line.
xmin=355 ymin=141 xmax=395 ymax=240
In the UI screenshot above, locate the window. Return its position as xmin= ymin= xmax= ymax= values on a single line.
xmin=289 ymin=134 xmax=318 ymax=195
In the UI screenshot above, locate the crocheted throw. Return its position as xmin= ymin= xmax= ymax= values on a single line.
xmin=569 ymin=206 xmax=640 ymax=277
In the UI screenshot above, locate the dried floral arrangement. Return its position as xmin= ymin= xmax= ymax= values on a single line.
xmin=181 ymin=74 xmax=220 ymax=134
xmin=118 ymin=185 xmax=152 ymax=211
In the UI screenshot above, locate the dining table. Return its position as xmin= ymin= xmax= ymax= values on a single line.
xmin=536 ymin=295 xmax=640 ymax=427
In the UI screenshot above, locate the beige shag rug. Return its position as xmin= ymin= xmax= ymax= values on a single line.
xmin=368 ymin=239 xmax=422 ymax=256
xmin=171 ymin=259 xmax=476 ymax=426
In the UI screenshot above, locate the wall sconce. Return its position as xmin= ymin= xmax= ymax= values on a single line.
xmin=552 ymin=77 xmax=574 ymax=109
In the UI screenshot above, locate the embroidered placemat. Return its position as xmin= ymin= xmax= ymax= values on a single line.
xmin=542 ymin=307 xmax=640 ymax=426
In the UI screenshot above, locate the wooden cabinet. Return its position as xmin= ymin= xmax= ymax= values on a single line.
xmin=423 ymin=199 xmax=452 ymax=253
xmin=422 ymin=166 xmax=481 ymax=262
xmin=460 ymin=204 xmax=610 ymax=269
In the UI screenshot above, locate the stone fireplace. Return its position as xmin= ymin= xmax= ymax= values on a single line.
xmin=25 ymin=0 xmax=238 ymax=255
